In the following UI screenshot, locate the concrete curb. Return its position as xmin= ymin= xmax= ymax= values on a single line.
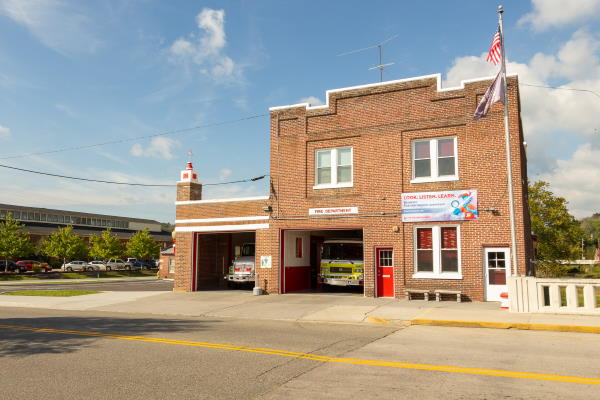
xmin=409 ymin=318 xmax=600 ymax=334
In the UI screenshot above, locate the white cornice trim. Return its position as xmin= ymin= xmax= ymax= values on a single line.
xmin=175 ymin=195 xmax=269 ymax=205
xmin=175 ymin=216 xmax=268 ymax=224
xmin=269 ymin=73 xmax=518 ymax=111
xmin=175 ymin=223 xmax=270 ymax=232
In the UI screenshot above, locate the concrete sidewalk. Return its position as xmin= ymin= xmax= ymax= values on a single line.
xmin=1 ymin=289 xmax=599 ymax=333
xmin=0 ymin=290 xmax=600 ymax=333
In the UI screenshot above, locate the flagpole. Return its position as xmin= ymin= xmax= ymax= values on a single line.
xmin=498 ymin=5 xmax=519 ymax=277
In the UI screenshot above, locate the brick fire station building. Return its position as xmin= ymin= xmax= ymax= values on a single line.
xmin=173 ymin=73 xmax=533 ymax=301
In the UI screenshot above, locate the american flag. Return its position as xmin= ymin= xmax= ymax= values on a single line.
xmin=486 ymin=26 xmax=502 ymax=65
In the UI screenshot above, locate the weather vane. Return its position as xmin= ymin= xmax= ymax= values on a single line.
xmin=337 ymin=34 xmax=399 ymax=82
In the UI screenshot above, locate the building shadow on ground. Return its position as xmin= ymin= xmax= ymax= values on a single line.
xmin=0 ymin=315 xmax=212 ymax=357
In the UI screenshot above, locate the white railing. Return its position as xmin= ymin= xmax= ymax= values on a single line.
xmin=508 ymin=276 xmax=600 ymax=314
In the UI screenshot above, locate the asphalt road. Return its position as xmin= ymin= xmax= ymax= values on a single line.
xmin=0 ymin=279 xmax=174 ymax=292
xmin=1 ymin=307 xmax=599 ymax=399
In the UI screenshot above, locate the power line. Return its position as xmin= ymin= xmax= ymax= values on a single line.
xmin=0 ymin=113 xmax=268 ymax=160
xmin=2 ymin=83 xmax=594 ymax=163
xmin=520 ymin=83 xmax=600 ymax=98
xmin=0 ymin=162 xmax=267 ymax=187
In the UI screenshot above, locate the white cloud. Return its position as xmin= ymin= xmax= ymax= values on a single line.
xmin=0 ymin=0 xmax=102 ymax=56
xmin=298 ymin=96 xmax=324 ymax=106
xmin=444 ymin=28 xmax=600 ymax=217
xmin=0 ymin=124 xmax=10 ymax=138
xmin=538 ymin=144 xmax=600 ymax=218
xmin=202 ymin=180 xmax=267 ymax=200
xmin=219 ymin=168 xmax=232 ymax=180
xmin=444 ymin=29 xmax=600 ymax=140
xmin=168 ymin=8 xmax=242 ymax=83
xmin=196 ymin=8 xmax=226 ymax=54
xmin=130 ymin=137 xmax=178 ymax=160
xmin=55 ymin=103 xmax=77 ymax=117
xmin=233 ymin=96 xmax=249 ymax=110
xmin=519 ymin=0 xmax=600 ymax=31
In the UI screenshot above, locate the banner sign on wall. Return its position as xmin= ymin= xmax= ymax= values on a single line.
xmin=401 ymin=190 xmax=478 ymax=222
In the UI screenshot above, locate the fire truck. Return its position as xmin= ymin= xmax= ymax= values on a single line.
xmin=225 ymin=243 xmax=255 ymax=284
xmin=319 ymin=239 xmax=364 ymax=287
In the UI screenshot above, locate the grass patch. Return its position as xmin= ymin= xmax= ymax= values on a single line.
xmin=0 ymin=270 xmax=156 ymax=281
xmin=1 ymin=290 xmax=102 ymax=297
xmin=0 ymin=275 xmax=39 ymax=281
xmin=60 ymin=271 xmax=155 ymax=279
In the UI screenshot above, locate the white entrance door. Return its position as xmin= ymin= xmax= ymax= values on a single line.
xmin=484 ymin=248 xmax=510 ymax=302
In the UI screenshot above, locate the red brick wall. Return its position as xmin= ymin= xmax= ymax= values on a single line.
xmin=176 ymin=200 xmax=267 ymax=226
xmin=158 ymin=254 xmax=175 ymax=279
xmin=174 ymin=200 xmax=268 ymax=291
xmin=174 ymin=75 xmax=531 ymax=301
xmin=267 ymin=75 xmax=530 ymax=301
xmin=173 ymin=231 xmax=193 ymax=291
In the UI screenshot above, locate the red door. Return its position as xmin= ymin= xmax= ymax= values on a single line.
xmin=376 ymin=248 xmax=394 ymax=297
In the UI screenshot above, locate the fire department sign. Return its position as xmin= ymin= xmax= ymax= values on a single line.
xmin=309 ymin=207 xmax=358 ymax=216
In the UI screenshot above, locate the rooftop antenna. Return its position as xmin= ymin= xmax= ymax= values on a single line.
xmin=337 ymin=34 xmax=399 ymax=82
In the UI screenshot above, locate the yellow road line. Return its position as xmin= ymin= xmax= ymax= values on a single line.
xmin=1 ymin=324 xmax=599 ymax=386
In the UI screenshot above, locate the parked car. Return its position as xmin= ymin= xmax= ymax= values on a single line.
xmin=62 ymin=261 xmax=97 ymax=272
xmin=0 ymin=260 xmax=27 ymax=273
xmin=132 ymin=261 xmax=153 ymax=270
xmin=106 ymin=258 xmax=137 ymax=270
xmin=89 ymin=260 xmax=109 ymax=271
xmin=16 ymin=260 xmax=52 ymax=272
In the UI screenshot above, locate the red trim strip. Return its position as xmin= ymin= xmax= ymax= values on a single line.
xmin=191 ymin=232 xmax=198 ymax=291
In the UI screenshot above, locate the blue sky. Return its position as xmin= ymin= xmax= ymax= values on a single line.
xmin=0 ymin=0 xmax=599 ymax=223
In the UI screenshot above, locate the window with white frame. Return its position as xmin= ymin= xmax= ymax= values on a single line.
xmin=414 ymin=225 xmax=461 ymax=278
xmin=315 ymin=147 xmax=353 ymax=188
xmin=412 ymin=137 xmax=457 ymax=182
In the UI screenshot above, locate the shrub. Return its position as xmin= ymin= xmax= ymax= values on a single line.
xmin=535 ymin=261 xmax=570 ymax=278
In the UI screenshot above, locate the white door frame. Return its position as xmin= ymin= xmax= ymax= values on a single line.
xmin=484 ymin=247 xmax=510 ymax=302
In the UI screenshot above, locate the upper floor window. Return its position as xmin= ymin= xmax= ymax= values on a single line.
xmin=412 ymin=137 xmax=457 ymax=183
xmin=314 ymin=147 xmax=353 ymax=189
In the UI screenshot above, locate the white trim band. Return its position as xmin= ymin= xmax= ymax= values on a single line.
xmin=269 ymin=72 xmax=519 ymax=111
xmin=175 ymin=223 xmax=270 ymax=232
xmin=175 ymin=195 xmax=269 ymax=205
xmin=175 ymin=216 xmax=268 ymax=224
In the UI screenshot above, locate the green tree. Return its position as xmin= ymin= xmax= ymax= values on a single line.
xmin=0 ymin=213 xmax=33 ymax=272
xmin=126 ymin=229 xmax=160 ymax=260
xmin=42 ymin=226 xmax=88 ymax=265
xmin=89 ymin=228 xmax=124 ymax=260
xmin=529 ymin=181 xmax=584 ymax=276
xmin=580 ymin=213 xmax=600 ymax=258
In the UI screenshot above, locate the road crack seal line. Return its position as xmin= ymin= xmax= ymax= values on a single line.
xmin=1 ymin=323 xmax=599 ymax=386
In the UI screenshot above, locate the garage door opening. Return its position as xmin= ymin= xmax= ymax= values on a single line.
xmin=281 ymin=229 xmax=363 ymax=295
xmin=194 ymin=231 xmax=256 ymax=290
